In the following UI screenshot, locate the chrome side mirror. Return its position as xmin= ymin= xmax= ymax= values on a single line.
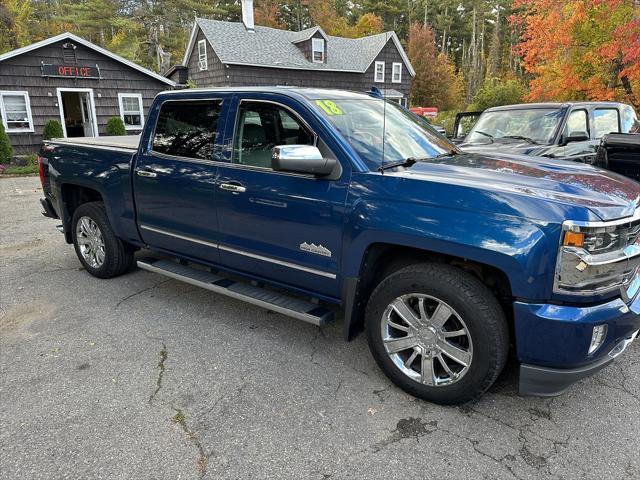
xmin=271 ymin=145 xmax=336 ymax=176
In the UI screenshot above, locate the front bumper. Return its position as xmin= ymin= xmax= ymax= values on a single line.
xmin=519 ymin=329 xmax=639 ymax=396
xmin=514 ymin=284 xmax=640 ymax=396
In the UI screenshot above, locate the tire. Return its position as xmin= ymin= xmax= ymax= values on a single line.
xmin=365 ymin=263 xmax=509 ymax=405
xmin=71 ymin=201 xmax=134 ymax=279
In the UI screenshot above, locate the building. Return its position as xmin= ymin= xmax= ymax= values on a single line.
xmin=167 ymin=0 xmax=414 ymax=106
xmin=0 ymin=33 xmax=175 ymax=155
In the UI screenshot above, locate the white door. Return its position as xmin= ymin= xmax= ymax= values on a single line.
xmin=80 ymin=93 xmax=95 ymax=136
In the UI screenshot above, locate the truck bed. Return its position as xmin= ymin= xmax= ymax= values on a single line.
xmin=49 ymin=135 xmax=140 ymax=151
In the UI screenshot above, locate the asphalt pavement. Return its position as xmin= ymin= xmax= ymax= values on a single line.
xmin=1 ymin=176 xmax=638 ymax=480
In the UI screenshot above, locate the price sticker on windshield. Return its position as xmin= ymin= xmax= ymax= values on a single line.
xmin=316 ymin=100 xmax=344 ymax=116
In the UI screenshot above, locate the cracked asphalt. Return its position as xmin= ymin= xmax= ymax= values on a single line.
xmin=1 ymin=176 xmax=639 ymax=480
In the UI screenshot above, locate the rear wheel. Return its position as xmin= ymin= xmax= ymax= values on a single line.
xmin=365 ymin=263 xmax=509 ymax=405
xmin=71 ymin=202 xmax=134 ymax=278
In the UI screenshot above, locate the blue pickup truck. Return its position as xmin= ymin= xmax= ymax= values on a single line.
xmin=38 ymin=87 xmax=640 ymax=405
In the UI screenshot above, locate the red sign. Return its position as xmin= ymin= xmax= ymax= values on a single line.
xmin=41 ymin=63 xmax=100 ymax=79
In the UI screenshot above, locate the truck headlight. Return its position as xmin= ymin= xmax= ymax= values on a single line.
xmin=554 ymin=212 xmax=640 ymax=296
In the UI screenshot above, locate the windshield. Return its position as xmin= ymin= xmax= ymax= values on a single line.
xmin=311 ymin=98 xmax=455 ymax=170
xmin=465 ymin=108 xmax=565 ymax=145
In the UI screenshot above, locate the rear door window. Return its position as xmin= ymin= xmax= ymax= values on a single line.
xmin=621 ymin=105 xmax=639 ymax=133
xmin=152 ymin=99 xmax=222 ymax=160
xmin=593 ymin=108 xmax=620 ymax=138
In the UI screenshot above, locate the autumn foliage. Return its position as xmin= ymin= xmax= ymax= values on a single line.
xmin=511 ymin=0 xmax=640 ymax=108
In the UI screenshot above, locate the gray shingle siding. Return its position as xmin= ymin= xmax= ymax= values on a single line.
xmin=0 ymin=38 xmax=170 ymax=155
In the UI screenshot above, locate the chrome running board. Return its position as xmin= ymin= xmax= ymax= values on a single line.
xmin=137 ymin=258 xmax=333 ymax=327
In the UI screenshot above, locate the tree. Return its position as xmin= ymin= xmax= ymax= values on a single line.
xmin=511 ymin=0 xmax=640 ymax=108
xmin=353 ymin=13 xmax=384 ymax=37
xmin=469 ymin=77 xmax=525 ymax=110
xmin=408 ymin=22 xmax=463 ymax=110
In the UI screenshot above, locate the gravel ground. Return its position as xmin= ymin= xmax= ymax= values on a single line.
xmin=1 ymin=175 xmax=638 ymax=480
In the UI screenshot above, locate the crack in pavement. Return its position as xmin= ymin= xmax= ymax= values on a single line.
xmin=171 ymin=408 xmax=214 ymax=479
xmin=149 ymin=343 xmax=168 ymax=404
xmin=115 ymin=279 xmax=171 ymax=309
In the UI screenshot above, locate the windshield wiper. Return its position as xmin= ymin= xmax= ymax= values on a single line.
xmin=500 ymin=135 xmax=539 ymax=144
xmin=473 ymin=130 xmax=494 ymax=143
xmin=378 ymin=157 xmax=419 ymax=173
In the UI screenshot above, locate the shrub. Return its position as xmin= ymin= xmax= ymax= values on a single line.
xmin=0 ymin=123 xmax=12 ymax=164
xmin=469 ymin=78 xmax=526 ymax=112
xmin=432 ymin=110 xmax=459 ymax=137
xmin=42 ymin=120 xmax=64 ymax=140
xmin=106 ymin=117 xmax=126 ymax=136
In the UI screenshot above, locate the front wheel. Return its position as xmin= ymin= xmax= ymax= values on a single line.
xmin=365 ymin=263 xmax=509 ymax=405
xmin=71 ymin=202 xmax=134 ymax=279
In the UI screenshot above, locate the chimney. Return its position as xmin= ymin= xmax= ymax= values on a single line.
xmin=241 ymin=0 xmax=255 ymax=33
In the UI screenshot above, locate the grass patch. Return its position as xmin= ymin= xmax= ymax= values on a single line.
xmin=3 ymin=165 xmax=38 ymax=175
xmin=172 ymin=409 xmax=186 ymax=425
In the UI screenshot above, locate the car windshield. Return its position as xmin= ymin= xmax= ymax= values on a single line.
xmin=465 ymin=108 xmax=565 ymax=145
xmin=311 ymin=98 xmax=455 ymax=170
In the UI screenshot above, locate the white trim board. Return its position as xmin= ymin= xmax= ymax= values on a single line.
xmin=0 ymin=32 xmax=175 ymax=86
xmin=56 ymin=87 xmax=99 ymax=138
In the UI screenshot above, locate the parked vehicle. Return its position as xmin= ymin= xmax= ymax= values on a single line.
xmin=595 ymin=133 xmax=640 ymax=181
xmin=38 ymin=87 xmax=640 ymax=405
xmin=450 ymin=111 xmax=482 ymax=143
xmin=456 ymin=102 xmax=639 ymax=178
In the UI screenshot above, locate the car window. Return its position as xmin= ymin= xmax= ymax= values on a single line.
xmin=564 ymin=109 xmax=589 ymax=137
xmin=593 ymin=108 xmax=620 ymax=138
xmin=233 ymin=102 xmax=314 ymax=169
xmin=465 ymin=108 xmax=564 ymax=145
xmin=152 ymin=100 xmax=222 ymax=160
xmin=621 ymin=105 xmax=639 ymax=133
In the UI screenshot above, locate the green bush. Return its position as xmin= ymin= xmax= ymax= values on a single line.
xmin=42 ymin=120 xmax=64 ymax=140
xmin=469 ymin=78 xmax=526 ymax=112
xmin=0 ymin=123 xmax=12 ymax=164
xmin=432 ymin=110 xmax=459 ymax=137
xmin=106 ymin=117 xmax=126 ymax=136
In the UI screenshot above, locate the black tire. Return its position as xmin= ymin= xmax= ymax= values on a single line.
xmin=365 ymin=263 xmax=509 ymax=405
xmin=71 ymin=201 xmax=134 ymax=279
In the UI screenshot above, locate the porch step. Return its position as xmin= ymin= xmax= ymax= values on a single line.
xmin=136 ymin=258 xmax=334 ymax=327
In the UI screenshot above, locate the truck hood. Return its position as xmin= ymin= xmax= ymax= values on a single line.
xmin=393 ymin=152 xmax=639 ymax=221
xmin=458 ymin=141 xmax=556 ymax=157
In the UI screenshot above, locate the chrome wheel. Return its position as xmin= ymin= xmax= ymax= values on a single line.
xmin=76 ymin=216 xmax=106 ymax=268
xmin=381 ymin=294 xmax=473 ymax=387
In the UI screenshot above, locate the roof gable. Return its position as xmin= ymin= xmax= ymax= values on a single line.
xmin=0 ymin=32 xmax=175 ymax=86
xmin=184 ymin=19 xmax=414 ymax=77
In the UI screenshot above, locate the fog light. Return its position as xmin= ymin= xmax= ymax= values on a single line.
xmin=588 ymin=324 xmax=608 ymax=355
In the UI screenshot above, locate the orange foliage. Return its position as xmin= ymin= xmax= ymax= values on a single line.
xmin=511 ymin=0 xmax=640 ymax=108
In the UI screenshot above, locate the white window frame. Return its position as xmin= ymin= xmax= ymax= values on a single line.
xmin=118 ymin=93 xmax=145 ymax=131
xmin=197 ymin=39 xmax=208 ymax=71
xmin=0 ymin=91 xmax=34 ymax=133
xmin=374 ymin=61 xmax=385 ymax=83
xmin=312 ymin=38 xmax=325 ymax=63
xmin=392 ymin=62 xmax=402 ymax=83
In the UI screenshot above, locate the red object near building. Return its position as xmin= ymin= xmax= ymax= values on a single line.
xmin=410 ymin=107 xmax=438 ymax=118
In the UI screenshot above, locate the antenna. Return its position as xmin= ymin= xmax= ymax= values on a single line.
xmin=380 ymin=31 xmax=389 ymax=169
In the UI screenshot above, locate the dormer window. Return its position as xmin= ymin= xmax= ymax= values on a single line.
xmin=312 ymin=38 xmax=325 ymax=63
xmin=392 ymin=62 xmax=402 ymax=83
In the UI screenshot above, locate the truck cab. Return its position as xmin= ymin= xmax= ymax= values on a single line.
xmin=38 ymin=88 xmax=640 ymax=405
xmin=457 ymin=102 xmax=639 ymax=172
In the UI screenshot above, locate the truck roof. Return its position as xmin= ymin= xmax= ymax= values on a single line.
xmin=486 ymin=101 xmax=629 ymax=111
xmin=158 ymin=86 xmax=374 ymax=101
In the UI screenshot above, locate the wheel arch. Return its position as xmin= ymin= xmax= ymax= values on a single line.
xmin=342 ymin=241 xmax=516 ymax=341
xmin=59 ymin=183 xmax=105 ymax=243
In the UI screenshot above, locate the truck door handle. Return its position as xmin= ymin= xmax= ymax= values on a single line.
xmin=219 ymin=183 xmax=246 ymax=194
xmin=136 ymin=169 xmax=157 ymax=178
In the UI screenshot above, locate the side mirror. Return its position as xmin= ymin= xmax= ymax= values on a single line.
xmin=272 ymin=145 xmax=336 ymax=176
xmin=564 ymin=131 xmax=589 ymax=144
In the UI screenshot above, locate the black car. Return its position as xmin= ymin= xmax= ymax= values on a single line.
xmin=455 ymin=102 xmax=639 ymax=173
